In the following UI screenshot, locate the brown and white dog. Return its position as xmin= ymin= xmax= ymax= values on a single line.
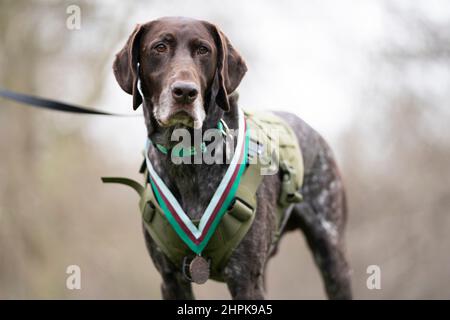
xmin=113 ymin=17 xmax=352 ymax=299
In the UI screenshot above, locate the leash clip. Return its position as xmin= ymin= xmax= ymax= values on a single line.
xmin=218 ymin=118 xmax=232 ymax=138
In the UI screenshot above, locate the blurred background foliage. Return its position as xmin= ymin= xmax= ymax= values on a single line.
xmin=0 ymin=0 xmax=449 ymax=299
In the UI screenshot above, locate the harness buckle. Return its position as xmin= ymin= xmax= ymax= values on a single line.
xmin=142 ymin=201 xmax=156 ymax=223
xmin=279 ymin=160 xmax=303 ymax=206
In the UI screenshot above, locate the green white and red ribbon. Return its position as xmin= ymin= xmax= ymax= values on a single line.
xmin=145 ymin=108 xmax=249 ymax=254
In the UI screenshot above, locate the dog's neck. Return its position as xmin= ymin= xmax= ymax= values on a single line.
xmin=145 ymin=95 xmax=240 ymax=220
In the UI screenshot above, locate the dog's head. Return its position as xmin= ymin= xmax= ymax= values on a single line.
xmin=113 ymin=17 xmax=247 ymax=133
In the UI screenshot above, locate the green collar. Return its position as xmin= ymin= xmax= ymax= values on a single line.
xmin=151 ymin=119 xmax=229 ymax=157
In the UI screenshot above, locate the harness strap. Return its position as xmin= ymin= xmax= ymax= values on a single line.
xmin=101 ymin=177 xmax=144 ymax=196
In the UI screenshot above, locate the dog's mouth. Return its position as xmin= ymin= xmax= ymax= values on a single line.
xmin=155 ymin=104 xmax=205 ymax=129
xmin=153 ymin=86 xmax=206 ymax=129
xmin=164 ymin=109 xmax=196 ymax=127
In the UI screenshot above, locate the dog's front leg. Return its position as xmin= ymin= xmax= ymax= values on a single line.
xmin=143 ymin=226 xmax=195 ymax=299
xmin=223 ymin=237 xmax=267 ymax=300
xmin=159 ymin=270 xmax=194 ymax=300
xmin=225 ymin=266 xmax=264 ymax=300
xmin=224 ymin=260 xmax=265 ymax=299
xmin=222 ymin=189 xmax=278 ymax=300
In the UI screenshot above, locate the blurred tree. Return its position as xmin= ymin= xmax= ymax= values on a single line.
xmin=340 ymin=4 xmax=450 ymax=299
xmin=0 ymin=0 xmax=134 ymax=298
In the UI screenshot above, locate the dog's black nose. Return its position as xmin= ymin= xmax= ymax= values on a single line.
xmin=171 ymin=82 xmax=199 ymax=104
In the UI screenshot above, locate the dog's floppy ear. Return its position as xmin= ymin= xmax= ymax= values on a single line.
xmin=113 ymin=24 xmax=145 ymax=110
xmin=206 ymin=23 xmax=247 ymax=112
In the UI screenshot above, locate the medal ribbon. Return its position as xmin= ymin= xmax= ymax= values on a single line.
xmin=145 ymin=108 xmax=249 ymax=254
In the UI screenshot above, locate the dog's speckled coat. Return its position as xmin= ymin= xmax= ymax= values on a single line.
xmin=114 ymin=17 xmax=352 ymax=299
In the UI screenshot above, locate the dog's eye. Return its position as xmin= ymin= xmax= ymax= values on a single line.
xmin=154 ymin=43 xmax=167 ymax=53
xmin=197 ymin=46 xmax=209 ymax=55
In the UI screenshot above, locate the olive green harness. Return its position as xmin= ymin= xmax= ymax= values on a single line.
xmin=102 ymin=109 xmax=304 ymax=282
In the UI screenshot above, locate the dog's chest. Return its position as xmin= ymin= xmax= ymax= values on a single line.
xmin=151 ymin=158 xmax=228 ymax=220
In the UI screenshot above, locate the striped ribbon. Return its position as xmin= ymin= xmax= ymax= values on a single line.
xmin=145 ymin=108 xmax=249 ymax=254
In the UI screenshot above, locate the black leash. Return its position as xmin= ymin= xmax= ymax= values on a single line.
xmin=0 ymin=88 xmax=140 ymax=117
